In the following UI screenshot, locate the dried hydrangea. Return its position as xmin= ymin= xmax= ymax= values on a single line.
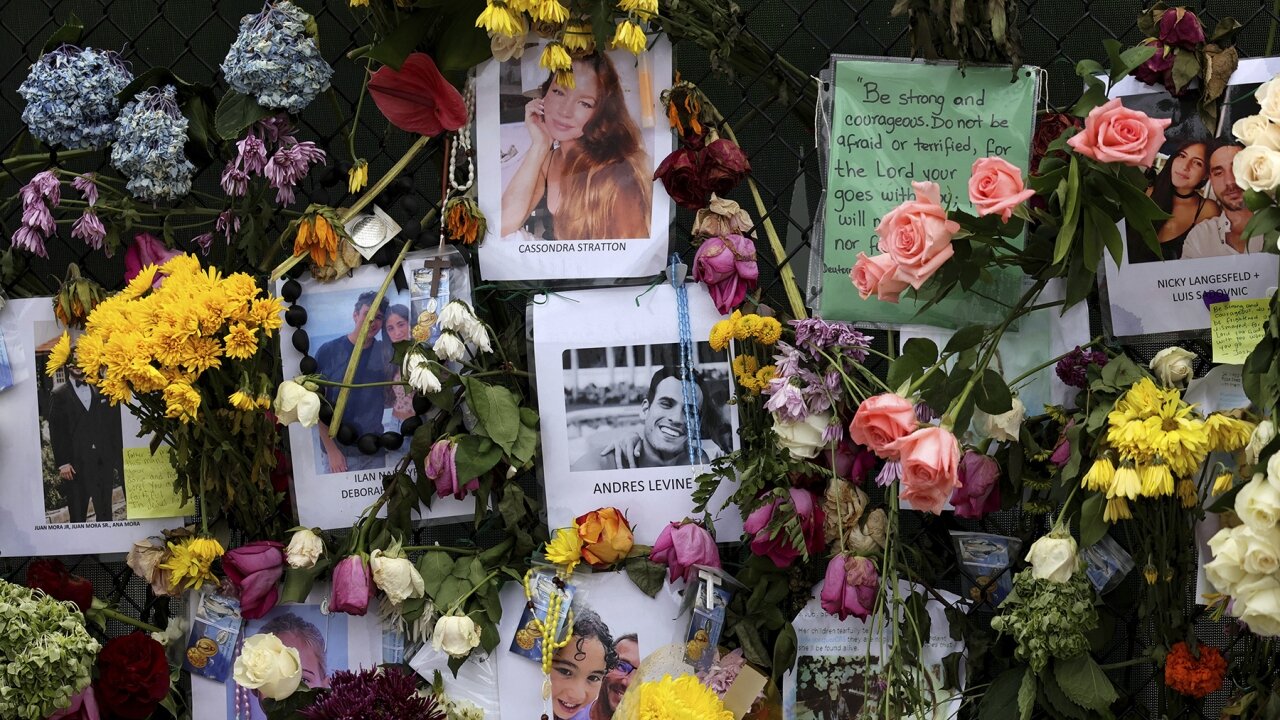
xmin=0 ymin=578 xmax=101 ymax=720
xmin=221 ymin=1 xmax=333 ymax=114
xmin=18 ymin=45 xmax=133 ymax=150
xmin=109 ymin=85 xmax=196 ymax=201
xmin=989 ymin=566 xmax=1097 ymax=673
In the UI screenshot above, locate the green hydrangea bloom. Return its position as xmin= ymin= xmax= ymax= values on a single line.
xmin=0 ymin=579 xmax=100 ymax=719
xmin=990 ymin=564 xmax=1098 ymax=674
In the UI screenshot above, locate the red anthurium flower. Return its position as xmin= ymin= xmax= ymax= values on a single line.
xmin=368 ymin=53 xmax=468 ymax=137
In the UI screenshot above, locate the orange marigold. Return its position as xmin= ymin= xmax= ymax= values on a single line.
xmin=1164 ymin=641 xmax=1226 ymax=699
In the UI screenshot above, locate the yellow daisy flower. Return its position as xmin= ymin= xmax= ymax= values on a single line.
xmin=529 ymin=0 xmax=568 ymax=24
xmin=476 ymin=1 xmax=525 ymax=38
xmin=755 ymin=365 xmax=777 ymax=388
xmin=733 ymin=313 xmax=759 ymax=341
xmin=1081 ymin=457 xmax=1115 ymax=492
xmin=1212 ymin=471 xmax=1235 ymax=495
xmin=545 ymin=527 xmax=583 ymax=569
xmin=160 ymin=536 xmax=224 ymax=590
xmin=731 ymin=354 xmax=759 ymax=383
xmin=540 ymin=42 xmax=572 ymax=73
xmin=122 ymin=265 xmax=160 ymax=300
xmin=46 ymin=331 xmax=72 ymax=377
xmin=709 ymin=319 xmax=734 ymax=352
xmin=1205 ymin=414 xmax=1254 ymax=453
xmin=611 ymin=19 xmax=647 ymax=54
xmin=229 ymin=390 xmax=258 ymax=412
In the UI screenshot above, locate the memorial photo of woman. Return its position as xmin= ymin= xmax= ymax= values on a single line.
xmin=1127 ymin=137 xmax=1220 ymax=263
xmin=500 ymin=52 xmax=651 ymax=242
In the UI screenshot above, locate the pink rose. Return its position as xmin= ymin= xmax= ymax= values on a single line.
xmin=949 ymin=450 xmax=1001 ymax=519
xmin=875 ymin=181 xmax=959 ymax=289
xmin=222 ymin=541 xmax=285 ymax=620
xmin=820 ymin=554 xmax=879 ymax=621
xmin=123 ymin=233 xmax=181 ymax=285
xmin=848 ymin=394 xmax=918 ymax=459
xmin=426 ymin=439 xmax=479 ymax=500
xmin=968 ymin=157 xmax=1035 ymax=222
xmin=331 ymin=555 xmax=373 ymax=616
xmin=692 ymin=234 xmax=759 ymax=315
xmin=850 ymin=252 xmax=909 ymax=303
xmin=742 ymin=489 xmax=825 ymax=568
xmin=1158 ymin=8 xmax=1205 ymax=49
xmin=887 ymin=426 xmax=961 ymax=515
xmin=1067 ymin=98 xmax=1172 ymax=168
xmin=650 ymin=520 xmax=721 ymax=583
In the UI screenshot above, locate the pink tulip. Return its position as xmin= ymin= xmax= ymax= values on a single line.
xmin=650 ymin=521 xmax=720 ymax=583
xmin=222 ymin=541 xmax=285 ymax=620
xmin=742 ymin=489 xmax=825 ymax=568
xmin=331 ymin=555 xmax=372 ymax=616
xmin=820 ymin=554 xmax=879 ymax=621
xmin=692 ymin=234 xmax=759 ymax=315
xmin=123 ymin=233 xmax=181 ymax=285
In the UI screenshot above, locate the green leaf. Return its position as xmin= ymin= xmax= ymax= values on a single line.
xmin=623 ymin=556 xmax=666 ymax=598
xmin=944 ymin=324 xmax=987 ymax=354
xmin=417 ymin=551 xmax=455 ymax=598
xmin=1080 ymin=493 xmax=1107 ymax=547
xmin=975 ymin=369 xmax=1013 ymax=415
xmin=1171 ymin=49 xmax=1200 ymax=92
xmin=1242 ymin=207 xmax=1280 ymax=248
xmin=454 ymin=435 xmax=503 ymax=483
xmin=1054 ymin=655 xmax=1118 ymax=711
xmin=1018 ymin=668 xmax=1037 ymax=720
xmin=1040 ymin=674 xmax=1091 ymax=720
xmin=980 ymin=668 xmax=1026 ymax=720
xmin=366 ymin=11 xmax=432 ymax=70
xmin=887 ymin=337 xmax=939 ymax=390
xmin=41 ymin=13 xmax=84 ymax=54
xmin=1083 ymin=204 xmax=1121 ymax=269
xmin=1054 ymin=158 xmax=1081 ymax=265
xmin=510 ymin=420 xmax=538 ymax=466
xmin=435 ymin=9 xmax=493 ymax=79
xmin=280 ymin=556 xmax=331 ymax=605
xmin=214 ymin=90 xmax=271 ymax=142
xmin=463 ymin=378 xmax=521 ymax=453
xmin=772 ymin=623 xmax=798 ymax=682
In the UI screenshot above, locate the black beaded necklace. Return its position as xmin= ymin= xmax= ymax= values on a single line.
xmin=279 ymin=276 xmax=430 ymax=456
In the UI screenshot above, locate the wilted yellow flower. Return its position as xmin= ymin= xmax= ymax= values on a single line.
xmin=476 ymin=1 xmax=524 ymax=38
xmin=617 ymin=0 xmax=658 ymax=18
xmin=1143 ymin=563 xmax=1158 ymax=585
xmin=163 ymin=382 xmax=202 ymax=423
xmin=348 ymin=159 xmax=369 ymax=194
xmin=1177 ymin=478 xmax=1198 ymax=508
xmin=229 ymin=390 xmax=258 ymax=412
xmin=562 ymin=21 xmax=595 ymax=54
xmin=1104 ymin=496 xmax=1131 ymax=523
xmin=294 ymin=213 xmax=341 ymax=268
xmin=1212 ymin=471 xmax=1235 ymax=494
xmin=1205 ymin=414 xmax=1254 ymax=453
xmin=1081 ymin=457 xmax=1115 ymax=492
xmin=529 ymin=0 xmax=568 ymax=23
xmin=1139 ymin=462 xmax=1173 ymax=498
xmin=350 ymin=0 xmax=369 ymax=6
xmin=540 ymin=42 xmax=572 ymax=73
xmin=46 ymin=331 xmax=72 ymax=377
xmin=1110 ymin=465 xmax=1141 ymax=500
xmin=160 ymin=536 xmax=224 ymax=590
xmin=611 ymin=19 xmax=647 ymax=54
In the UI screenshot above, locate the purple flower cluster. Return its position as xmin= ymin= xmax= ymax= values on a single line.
xmin=762 ymin=319 xmax=873 ymax=423
xmin=299 ymin=667 xmax=445 ymax=720
xmin=12 ymin=170 xmax=60 ymax=258
xmin=1055 ymin=346 xmax=1108 ymax=389
xmin=69 ymin=173 xmax=105 ymax=249
xmin=791 ymin=317 xmax=872 ymax=361
xmin=221 ymin=115 xmax=326 ymax=205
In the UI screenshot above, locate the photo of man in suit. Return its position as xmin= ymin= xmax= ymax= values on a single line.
xmin=46 ymin=363 xmax=125 ymax=523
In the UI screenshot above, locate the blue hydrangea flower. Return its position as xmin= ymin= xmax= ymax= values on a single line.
xmin=18 ymin=45 xmax=133 ymax=150
xmin=221 ymin=1 xmax=333 ymax=114
xmin=109 ymin=86 xmax=196 ymax=202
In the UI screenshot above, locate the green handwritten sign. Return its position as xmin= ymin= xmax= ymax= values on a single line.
xmin=819 ymin=59 xmax=1038 ymax=327
xmin=124 ymin=447 xmax=193 ymax=519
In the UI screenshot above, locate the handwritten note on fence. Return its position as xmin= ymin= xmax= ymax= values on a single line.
xmin=1210 ymin=298 xmax=1270 ymax=364
xmin=124 ymin=447 xmax=193 ymax=519
xmin=819 ymin=59 xmax=1038 ymax=326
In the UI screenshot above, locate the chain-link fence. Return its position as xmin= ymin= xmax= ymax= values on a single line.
xmin=1 ymin=1 xmax=1277 ymax=717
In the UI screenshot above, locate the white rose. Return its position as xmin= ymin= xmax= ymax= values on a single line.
xmin=233 ymin=633 xmax=303 ymax=700
xmin=433 ymin=331 xmax=467 ymax=363
xmin=974 ymin=396 xmax=1025 ymax=443
xmin=1234 ymin=574 xmax=1280 ymax=637
xmin=1246 ymin=419 xmax=1275 ymax=465
xmin=1239 ymin=524 xmax=1280 ymax=575
xmin=1233 ymin=145 xmax=1280 ymax=193
xmin=772 ymin=412 xmax=832 ymax=459
xmin=1150 ymin=346 xmax=1196 ymax=387
xmin=402 ymin=354 xmax=442 ymax=394
xmin=285 ymin=528 xmax=324 ymax=569
xmin=1025 ymin=531 xmax=1078 ymax=583
xmin=1233 ymin=115 xmax=1280 ymax=151
xmin=1268 ymin=452 xmax=1280 ymax=487
xmin=1237 ymin=474 xmax=1280 ymax=529
xmin=1205 ymin=525 xmax=1250 ymax=595
xmin=274 ymin=380 xmax=320 ymax=428
xmin=1258 ymin=77 xmax=1280 ymax=124
xmin=370 ymin=549 xmax=425 ymax=605
xmin=490 ymin=31 xmax=527 ymax=62
xmin=432 ymin=614 xmax=481 ymax=658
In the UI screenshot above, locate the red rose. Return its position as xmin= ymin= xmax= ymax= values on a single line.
xmin=96 ymin=632 xmax=171 ymax=720
xmin=1030 ymin=112 xmax=1082 ymax=176
xmin=654 ymin=146 xmax=705 ymax=209
xmin=26 ymin=558 xmax=93 ymax=613
xmin=701 ymin=138 xmax=752 ymax=197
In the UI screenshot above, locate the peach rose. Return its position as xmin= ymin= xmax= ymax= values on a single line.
xmin=875 ymin=181 xmax=959 ymax=289
xmin=1066 ymin=98 xmax=1171 ymax=168
xmin=575 ymin=507 xmax=634 ymax=567
xmin=849 ymin=393 xmax=918 ymax=459
xmin=887 ymin=426 xmax=961 ymax=514
xmin=968 ymin=157 xmax=1035 ymax=222
xmin=850 ymin=252 xmax=910 ymax=303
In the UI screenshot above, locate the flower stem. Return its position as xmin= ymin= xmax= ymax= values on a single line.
xmin=97 ymin=605 xmax=163 ymax=634
xmin=447 ymin=570 xmax=500 ymax=615
xmin=1005 ymin=335 xmax=1104 ymax=389
xmin=400 ymin=545 xmax=480 ymax=554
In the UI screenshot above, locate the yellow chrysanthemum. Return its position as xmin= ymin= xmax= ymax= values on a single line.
xmin=709 ymin=319 xmax=733 ymax=352
xmin=46 ymin=331 xmax=72 ymax=377
xmin=250 ymin=297 xmax=284 ymax=332
xmin=756 ymin=365 xmax=777 ymax=388
xmin=122 ymin=265 xmax=159 ymax=299
xmin=1139 ymin=462 xmax=1173 ymax=498
xmin=476 ymin=0 xmax=524 ymax=37
xmin=224 ymin=323 xmax=259 ymax=360
xmin=529 ymin=0 xmax=568 ymax=23
xmin=1104 ymin=496 xmax=1131 ymax=523
xmin=540 ymin=42 xmax=572 ymax=73
xmin=1205 ymin=414 xmax=1254 ymax=453
xmin=754 ymin=316 xmax=783 ymax=345
xmin=611 ymin=19 xmax=647 ymax=54
xmin=348 ymin=159 xmax=369 ymax=194
xmin=563 ymin=21 xmax=595 ymax=53
xmin=160 ymin=536 xmax=224 ymax=590
xmin=545 ymin=527 xmax=583 ymax=568
xmin=1177 ymin=478 xmax=1198 ymax=508
xmin=163 ymin=382 xmax=202 ymax=423
xmin=731 ymin=354 xmax=759 ymax=383
xmin=229 ymin=390 xmax=257 ymax=412
xmin=617 ymin=0 xmax=658 ymax=18
xmin=1081 ymin=457 xmax=1115 ymax=492
xmin=615 ymin=674 xmax=734 ymax=720
xmin=1110 ymin=465 xmax=1141 ymax=500
xmin=733 ymin=313 xmax=759 ymax=341
xmin=1213 ymin=471 xmax=1235 ymax=495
